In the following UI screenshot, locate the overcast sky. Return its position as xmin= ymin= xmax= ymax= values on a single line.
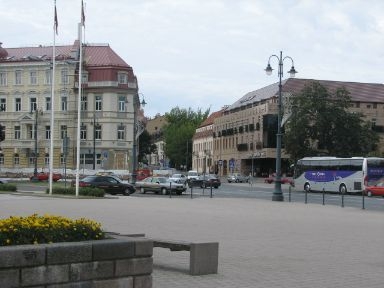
xmin=2 ymin=0 xmax=383 ymax=118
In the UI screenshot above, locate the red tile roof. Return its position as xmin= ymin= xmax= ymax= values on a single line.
xmin=1 ymin=41 xmax=131 ymax=68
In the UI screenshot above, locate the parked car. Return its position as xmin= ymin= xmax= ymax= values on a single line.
xmin=188 ymin=174 xmax=221 ymax=189
xmin=364 ymin=180 xmax=384 ymax=197
xmin=187 ymin=170 xmax=199 ymax=181
xmin=264 ymin=176 xmax=294 ymax=186
xmin=227 ymin=173 xmax=250 ymax=183
xmin=72 ymin=175 xmax=135 ymax=195
xmin=169 ymin=173 xmax=187 ymax=184
xmin=135 ymin=176 xmax=186 ymax=195
xmin=30 ymin=172 xmax=62 ymax=182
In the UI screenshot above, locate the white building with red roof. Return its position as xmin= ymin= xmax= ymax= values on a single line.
xmin=0 ymin=40 xmax=144 ymax=173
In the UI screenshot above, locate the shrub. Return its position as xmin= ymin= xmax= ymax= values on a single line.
xmin=0 ymin=183 xmax=17 ymax=192
xmin=0 ymin=214 xmax=105 ymax=246
xmin=46 ymin=187 xmax=105 ymax=197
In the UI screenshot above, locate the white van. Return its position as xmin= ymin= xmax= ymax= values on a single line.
xmin=187 ymin=170 xmax=199 ymax=180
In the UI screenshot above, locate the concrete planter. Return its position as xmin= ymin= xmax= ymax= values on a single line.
xmin=0 ymin=237 xmax=153 ymax=288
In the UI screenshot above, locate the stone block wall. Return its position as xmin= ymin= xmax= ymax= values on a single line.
xmin=0 ymin=238 xmax=153 ymax=288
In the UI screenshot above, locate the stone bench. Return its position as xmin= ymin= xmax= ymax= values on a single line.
xmin=152 ymin=239 xmax=219 ymax=275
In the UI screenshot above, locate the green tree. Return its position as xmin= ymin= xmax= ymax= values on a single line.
xmin=284 ymin=81 xmax=379 ymax=160
xmin=163 ymin=107 xmax=210 ymax=169
xmin=138 ymin=130 xmax=157 ymax=165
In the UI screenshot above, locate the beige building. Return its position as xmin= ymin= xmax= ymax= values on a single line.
xmin=145 ymin=114 xmax=168 ymax=168
xmin=192 ymin=110 xmax=223 ymax=174
xmin=212 ymin=78 xmax=384 ymax=177
xmin=0 ymin=41 xmax=144 ymax=173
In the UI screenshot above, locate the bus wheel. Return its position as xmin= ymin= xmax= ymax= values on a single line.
xmin=304 ymin=183 xmax=311 ymax=193
xmin=339 ymin=184 xmax=347 ymax=194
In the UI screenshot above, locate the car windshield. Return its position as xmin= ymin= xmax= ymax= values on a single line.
xmin=171 ymin=174 xmax=182 ymax=178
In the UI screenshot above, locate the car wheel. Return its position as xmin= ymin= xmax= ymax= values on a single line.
xmin=161 ymin=187 xmax=167 ymax=195
xmin=123 ymin=188 xmax=130 ymax=196
xmin=214 ymin=186 xmax=219 ymax=189
xmin=339 ymin=184 xmax=347 ymax=194
xmin=304 ymin=183 xmax=311 ymax=193
xmin=140 ymin=187 xmax=145 ymax=194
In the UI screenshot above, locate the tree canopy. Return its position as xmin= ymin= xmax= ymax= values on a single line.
xmin=163 ymin=107 xmax=210 ymax=169
xmin=284 ymin=81 xmax=379 ymax=160
xmin=138 ymin=130 xmax=157 ymax=165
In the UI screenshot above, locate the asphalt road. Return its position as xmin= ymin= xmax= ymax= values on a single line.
xmin=12 ymin=180 xmax=384 ymax=212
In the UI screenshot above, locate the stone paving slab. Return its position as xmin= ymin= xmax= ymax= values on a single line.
xmin=0 ymin=194 xmax=383 ymax=287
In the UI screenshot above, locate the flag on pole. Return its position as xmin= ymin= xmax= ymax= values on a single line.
xmin=54 ymin=3 xmax=58 ymax=34
xmin=81 ymin=0 xmax=85 ymax=26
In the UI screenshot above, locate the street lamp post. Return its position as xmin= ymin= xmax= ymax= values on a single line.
xmin=131 ymin=93 xmax=146 ymax=185
xmin=92 ymin=113 xmax=100 ymax=170
xmin=265 ymin=51 xmax=297 ymax=201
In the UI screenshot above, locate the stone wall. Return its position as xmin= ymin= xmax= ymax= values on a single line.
xmin=0 ymin=237 xmax=153 ymax=288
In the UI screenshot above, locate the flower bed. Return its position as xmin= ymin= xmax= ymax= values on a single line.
xmin=0 ymin=215 xmax=153 ymax=287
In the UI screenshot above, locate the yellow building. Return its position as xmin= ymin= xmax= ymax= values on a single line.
xmin=0 ymin=41 xmax=143 ymax=173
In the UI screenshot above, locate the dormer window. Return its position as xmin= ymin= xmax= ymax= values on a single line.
xmin=118 ymin=72 xmax=128 ymax=84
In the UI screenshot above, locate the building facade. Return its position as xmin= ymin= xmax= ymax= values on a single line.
xmin=212 ymin=78 xmax=384 ymax=177
xmin=192 ymin=110 xmax=223 ymax=174
xmin=0 ymin=41 xmax=143 ymax=173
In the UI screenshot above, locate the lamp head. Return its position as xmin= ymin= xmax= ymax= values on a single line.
xmin=288 ymin=66 xmax=297 ymax=77
xmin=141 ymin=98 xmax=147 ymax=107
xmin=265 ymin=63 xmax=273 ymax=76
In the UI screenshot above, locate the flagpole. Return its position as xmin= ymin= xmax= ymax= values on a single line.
xmin=49 ymin=0 xmax=57 ymax=195
xmin=75 ymin=1 xmax=85 ymax=197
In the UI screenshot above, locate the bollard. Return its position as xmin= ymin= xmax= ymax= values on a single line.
xmin=362 ymin=190 xmax=365 ymax=210
xmin=341 ymin=191 xmax=344 ymax=208
xmin=305 ymin=188 xmax=308 ymax=204
xmin=322 ymin=188 xmax=325 ymax=205
xmin=169 ymin=182 xmax=172 ymax=198
xmin=190 ymin=185 xmax=193 ymax=199
xmin=210 ymin=183 xmax=213 ymax=198
xmin=288 ymin=186 xmax=291 ymax=202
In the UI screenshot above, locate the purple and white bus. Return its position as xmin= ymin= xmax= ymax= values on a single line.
xmin=294 ymin=157 xmax=384 ymax=194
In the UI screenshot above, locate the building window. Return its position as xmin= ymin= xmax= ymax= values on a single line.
xmin=45 ymin=126 xmax=51 ymax=139
xmin=15 ymin=98 xmax=21 ymax=112
xmin=45 ymin=154 xmax=49 ymax=165
xmin=30 ymin=98 xmax=37 ymax=112
xmin=81 ymin=95 xmax=87 ymax=111
xmin=14 ymin=126 xmax=20 ymax=139
xmin=45 ymin=97 xmax=51 ymax=111
xmin=15 ymin=70 xmax=22 ymax=85
xmin=61 ymin=68 xmax=69 ymax=84
xmin=80 ymin=125 xmax=87 ymax=140
xmin=0 ymin=99 xmax=6 ymax=111
xmin=95 ymin=125 xmax=102 ymax=140
xmin=0 ymin=153 xmax=3 ymax=165
xmin=60 ymin=153 xmax=66 ymax=165
xmin=373 ymin=103 xmax=377 ymax=109
xmin=61 ymin=96 xmax=67 ymax=111
xmin=45 ymin=69 xmax=52 ymax=85
xmin=95 ymin=95 xmax=102 ymax=111
xmin=117 ymin=125 xmax=125 ymax=140
xmin=118 ymin=95 xmax=126 ymax=112
xmin=60 ymin=125 xmax=67 ymax=139
xmin=29 ymin=154 xmax=35 ymax=165
xmin=14 ymin=154 xmax=20 ymax=165
xmin=30 ymin=70 xmax=38 ymax=85
xmin=0 ymin=71 xmax=7 ymax=86
xmin=82 ymin=72 xmax=88 ymax=83
xmin=118 ymin=72 xmax=128 ymax=84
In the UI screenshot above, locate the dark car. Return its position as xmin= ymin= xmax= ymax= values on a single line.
xmin=188 ymin=174 xmax=221 ymax=189
xmin=74 ymin=175 xmax=135 ymax=195
xmin=135 ymin=176 xmax=186 ymax=195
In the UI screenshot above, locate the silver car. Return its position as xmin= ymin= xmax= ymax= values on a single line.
xmin=227 ymin=173 xmax=250 ymax=183
xmin=135 ymin=176 xmax=186 ymax=195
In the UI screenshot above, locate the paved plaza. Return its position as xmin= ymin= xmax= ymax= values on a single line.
xmin=0 ymin=193 xmax=383 ymax=288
